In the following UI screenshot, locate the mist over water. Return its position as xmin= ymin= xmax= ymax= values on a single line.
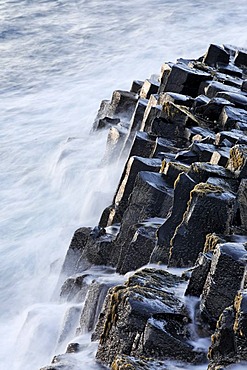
xmin=1 ymin=0 xmax=247 ymax=369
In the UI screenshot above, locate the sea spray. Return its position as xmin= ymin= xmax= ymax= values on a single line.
xmin=1 ymin=0 xmax=247 ymax=369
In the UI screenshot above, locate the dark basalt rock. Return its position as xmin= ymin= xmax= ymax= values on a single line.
xmin=133 ymin=314 xmax=206 ymax=364
xmin=206 ymin=176 xmax=239 ymax=195
xmin=61 ymin=227 xmax=92 ymax=276
xmin=130 ymin=80 xmax=144 ymax=94
xmin=242 ymin=80 xmax=247 ymax=93
xmin=161 ymin=101 xmax=199 ymax=127
xmin=234 ymin=50 xmax=247 ymax=68
xmin=238 ymin=179 xmax=247 ymax=230
xmin=208 ymin=290 xmax=247 ymax=369
xmin=200 ymin=80 xmax=240 ymax=99
xmin=162 ymin=63 xmax=211 ymax=98
xmin=203 ymin=233 xmax=247 ymax=253
xmin=61 ymin=227 xmax=115 ymax=276
xmin=185 ymin=252 xmax=213 ymax=298
xmin=66 ymin=343 xmax=80 ymax=353
xmin=94 ymin=268 xmax=204 ymax=367
xmin=214 ymin=70 xmax=244 ymax=89
xmin=126 ymin=131 xmax=156 ymax=159
xmin=223 ymin=44 xmax=240 ymax=57
xmin=168 ymin=183 xmax=236 ymax=267
xmin=216 ymin=91 xmax=247 ymax=110
xmin=193 ymin=94 xmax=211 ymax=108
xmin=149 ymin=102 xmax=193 ymax=142
xmin=217 ymin=62 xmax=243 ymax=78
xmin=121 ymin=99 xmax=149 ymax=156
xmin=140 ymin=102 xmax=161 ymax=132
xmin=44 ymin=44 xmax=247 ymax=370
xmin=174 ymin=148 xmax=199 ymax=164
xmin=159 ymin=91 xmax=194 ymax=107
xmin=161 ymin=160 xmax=190 ymax=186
xmin=195 ymin=97 xmax=234 ymax=122
xmin=188 ymin=162 xmax=234 ymax=183
xmin=150 ymin=118 xmax=189 ymax=148
xmin=140 ymin=78 xmax=160 ymax=99
xmin=93 ymin=90 xmax=138 ymax=130
xmin=203 ymin=233 xmax=227 ymax=253
xmin=105 ymin=156 xmax=161 ymax=226
xmin=208 ymin=306 xmax=237 ymax=369
xmin=151 ymin=137 xmax=178 ymax=158
xmin=60 ymin=274 xmax=91 ymax=302
xmin=190 ymin=142 xmax=218 ymax=162
xmin=111 ymin=354 xmax=169 ymax=370
xmin=93 ymin=99 xmax=111 ymax=130
xmin=190 ymin=126 xmax=215 ymax=143
xmin=77 ymin=280 xmax=113 ymax=334
xmin=210 ymin=147 xmax=230 ymax=167
xmin=200 ymin=243 xmax=247 ymax=328
xmin=110 ymin=90 xmax=138 ymax=118
xmin=97 ymin=117 xmax=120 ymax=130
xmin=233 ymin=290 xmax=247 ymax=359
xmin=111 ymin=171 xmax=174 ymax=266
xmin=126 ymin=267 xmax=184 ymax=290
xmin=151 ymin=172 xmax=196 ymax=264
xmin=143 ymin=92 xmax=159 ymax=116
xmin=158 ymin=62 xmax=174 ymax=94
xmin=219 ymin=106 xmax=247 ymax=130
xmin=116 ymin=219 xmax=161 ymax=274
xmin=102 ymin=124 xmax=127 ymax=163
xmin=202 ymin=44 xmax=230 ymax=67
xmin=236 ymin=121 xmax=247 ymax=132
xmin=215 ymin=129 xmax=247 ymax=146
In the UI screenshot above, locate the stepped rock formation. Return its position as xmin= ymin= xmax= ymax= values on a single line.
xmin=41 ymin=44 xmax=247 ymax=370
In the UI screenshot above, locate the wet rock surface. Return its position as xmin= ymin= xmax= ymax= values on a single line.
xmin=94 ymin=268 xmax=206 ymax=367
xmin=208 ymin=290 xmax=247 ymax=369
xmin=111 ymin=354 xmax=169 ymax=370
xmin=168 ymin=183 xmax=236 ymax=267
xmin=200 ymin=242 xmax=247 ymax=328
xmin=42 ymin=44 xmax=247 ymax=370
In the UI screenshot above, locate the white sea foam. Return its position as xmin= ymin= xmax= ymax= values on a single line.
xmin=1 ymin=0 xmax=247 ymax=369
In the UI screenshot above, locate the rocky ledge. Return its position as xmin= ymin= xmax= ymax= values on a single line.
xmin=42 ymin=44 xmax=247 ymax=370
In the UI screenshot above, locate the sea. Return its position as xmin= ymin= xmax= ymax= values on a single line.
xmin=1 ymin=0 xmax=247 ymax=369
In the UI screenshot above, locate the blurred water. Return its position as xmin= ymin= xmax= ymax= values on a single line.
xmin=0 ymin=0 xmax=247 ymax=369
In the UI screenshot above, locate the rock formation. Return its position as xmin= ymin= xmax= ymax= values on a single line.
xmin=41 ymin=44 xmax=247 ymax=370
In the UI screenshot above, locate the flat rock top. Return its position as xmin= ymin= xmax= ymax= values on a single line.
xmin=220 ymin=242 xmax=247 ymax=262
xmin=139 ymin=171 xmax=172 ymax=193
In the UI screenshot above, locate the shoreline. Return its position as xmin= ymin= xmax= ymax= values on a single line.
xmin=42 ymin=44 xmax=247 ymax=370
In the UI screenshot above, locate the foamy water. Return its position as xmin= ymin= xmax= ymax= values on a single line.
xmin=1 ymin=0 xmax=247 ymax=369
